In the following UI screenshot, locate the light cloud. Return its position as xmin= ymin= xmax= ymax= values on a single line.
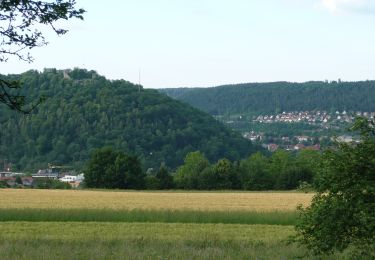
xmin=320 ymin=0 xmax=375 ymax=14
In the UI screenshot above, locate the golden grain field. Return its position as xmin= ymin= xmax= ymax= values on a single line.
xmin=0 ymin=189 xmax=312 ymax=211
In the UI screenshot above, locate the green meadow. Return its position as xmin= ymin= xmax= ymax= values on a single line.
xmin=0 ymin=222 xmax=350 ymax=259
xmin=0 ymin=208 xmax=297 ymax=225
xmin=0 ymin=190 xmax=349 ymax=259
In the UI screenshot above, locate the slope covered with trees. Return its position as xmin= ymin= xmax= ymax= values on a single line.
xmin=0 ymin=69 xmax=258 ymax=171
xmin=160 ymin=81 xmax=375 ymax=115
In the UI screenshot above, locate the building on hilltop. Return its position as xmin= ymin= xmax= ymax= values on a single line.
xmin=63 ymin=69 xmax=71 ymax=79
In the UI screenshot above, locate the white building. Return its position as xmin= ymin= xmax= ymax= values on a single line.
xmin=59 ymin=175 xmax=77 ymax=182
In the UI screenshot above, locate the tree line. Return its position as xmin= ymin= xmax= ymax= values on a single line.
xmin=85 ymin=147 xmax=321 ymax=191
xmin=161 ymin=81 xmax=375 ymax=115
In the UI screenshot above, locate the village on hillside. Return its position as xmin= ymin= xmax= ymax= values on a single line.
xmin=252 ymin=110 xmax=374 ymax=124
xmin=221 ymin=110 xmax=371 ymax=152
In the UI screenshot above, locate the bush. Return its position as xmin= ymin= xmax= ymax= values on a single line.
xmin=144 ymin=175 xmax=160 ymax=190
xmin=296 ymin=118 xmax=375 ymax=257
xmin=32 ymin=179 xmax=71 ymax=189
xmin=0 ymin=180 xmax=9 ymax=188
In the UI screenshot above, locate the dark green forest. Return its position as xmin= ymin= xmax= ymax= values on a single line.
xmin=0 ymin=69 xmax=258 ymax=171
xmin=160 ymin=81 xmax=375 ymax=115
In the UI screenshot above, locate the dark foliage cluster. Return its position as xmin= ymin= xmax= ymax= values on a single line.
xmin=85 ymin=148 xmax=321 ymax=191
xmin=144 ymin=165 xmax=174 ymax=190
xmin=161 ymin=81 xmax=375 ymax=115
xmin=85 ymin=147 xmax=175 ymax=190
xmin=296 ymin=118 xmax=375 ymax=257
xmin=174 ymin=150 xmax=320 ymax=190
xmin=32 ymin=178 xmax=71 ymax=189
xmin=85 ymin=147 xmax=145 ymax=189
xmin=0 ymin=69 xmax=258 ymax=171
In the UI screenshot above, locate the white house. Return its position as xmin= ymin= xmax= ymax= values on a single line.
xmin=59 ymin=175 xmax=77 ymax=182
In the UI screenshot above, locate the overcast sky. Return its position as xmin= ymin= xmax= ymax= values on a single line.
xmin=1 ymin=0 xmax=375 ymax=88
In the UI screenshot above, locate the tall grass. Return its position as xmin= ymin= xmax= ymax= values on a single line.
xmin=0 ymin=237 xmax=347 ymax=260
xmin=0 ymin=208 xmax=298 ymax=225
xmin=0 ymin=222 xmax=349 ymax=259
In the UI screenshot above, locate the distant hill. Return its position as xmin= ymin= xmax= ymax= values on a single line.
xmin=160 ymin=81 xmax=375 ymax=115
xmin=0 ymin=69 xmax=258 ymax=171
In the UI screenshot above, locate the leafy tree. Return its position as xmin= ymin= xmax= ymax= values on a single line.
xmin=155 ymin=165 xmax=174 ymax=189
xmin=144 ymin=174 xmax=160 ymax=190
xmin=210 ymin=158 xmax=238 ymax=189
xmin=174 ymin=151 xmax=210 ymax=189
xmin=240 ymin=152 xmax=273 ymax=190
xmin=84 ymin=147 xmax=117 ymax=188
xmin=197 ymin=166 xmax=215 ymax=190
xmin=296 ymin=118 xmax=375 ymax=256
xmin=0 ymin=0 xmax=85 ymax=113
xmin=117 ymin=154 xmax=145 ymax=189
xmin=269 ymin=150 xmax=294 ymax=189
xmin=144 ymin=169 xmax=160 ymax=190
xmin=84 ymin=147 xmax=144 ymax=189
xmin=0 ymin=180 xmax=8 ymax=188
xmin=294 ymin=149 xmax=320 ymax=185
xmin=15 ymin=175 xmax=23 ymax=185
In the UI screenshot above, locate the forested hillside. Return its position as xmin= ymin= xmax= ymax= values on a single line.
xmin=0 ymin=69 xmax=258 ymax=171
xmin=160 ymin=81 xmax=375 ymax=115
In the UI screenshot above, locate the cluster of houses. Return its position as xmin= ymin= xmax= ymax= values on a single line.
xmin=263 ymin=143 xmax=321 ymax=152
xmin=253 ymin=111 xmax=375 ymax=125
xmin=243 ymin=131 xmax=358 ymax=153
xmin=244 ymin=131 xmax=320 ymax=143
xmin=236 ymin=110 xmax=372 ymax=153
xmin=0 ymin=172 xmax=33 ymax=187
xmin=0 ymin=164 xmax=84 ymax=188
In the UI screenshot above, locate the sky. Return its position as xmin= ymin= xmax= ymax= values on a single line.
xmin=1 ymin=0 xmax=375 ymax=88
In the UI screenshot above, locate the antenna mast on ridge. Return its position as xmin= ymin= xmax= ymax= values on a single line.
xmin=138 ymin=69 xmax=141 ymax=93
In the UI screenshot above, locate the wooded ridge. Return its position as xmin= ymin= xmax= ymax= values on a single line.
xmin=0 ymin=69 xmax=258 ymax=171
xmin=160 ymin=81 xmax=375 ymax=115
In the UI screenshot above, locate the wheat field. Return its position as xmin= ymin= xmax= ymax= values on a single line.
xmin=0 ymin=189 xmax=313 ymax=211
xmin=0 ymin=189 xmax=350 ymax=259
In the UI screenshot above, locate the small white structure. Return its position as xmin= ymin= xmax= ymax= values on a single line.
xmin=337 ymin=135 xmax=353 ymax=143
xmin=59 ymin=175 xmax=77 ymax=182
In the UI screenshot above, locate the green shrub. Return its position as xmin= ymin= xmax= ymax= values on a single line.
xmin=296 ymin=118 xmax=375 ymax=257
xmin=0 ymin=181 xmax=9 ymax=188
xmin=32 ymin=179 xmax=71 ymax=189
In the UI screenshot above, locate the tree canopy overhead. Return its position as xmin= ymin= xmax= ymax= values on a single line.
xmin=0 ymin=0 xmax=85 ymax=113
xmin=0 ymin=0 xmax=85 ymax=62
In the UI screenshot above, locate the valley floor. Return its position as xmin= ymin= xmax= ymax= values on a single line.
xmin=0 ymin=222 xmax=349 ymax=259
xmin=0 ymin=189 xmax=348 ymax=259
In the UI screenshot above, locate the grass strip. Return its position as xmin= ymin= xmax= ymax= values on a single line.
xmin=0 ymin=208 xmax=298 ymax=225
xmin=0 ymin=222 xmax=347 ymax=259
